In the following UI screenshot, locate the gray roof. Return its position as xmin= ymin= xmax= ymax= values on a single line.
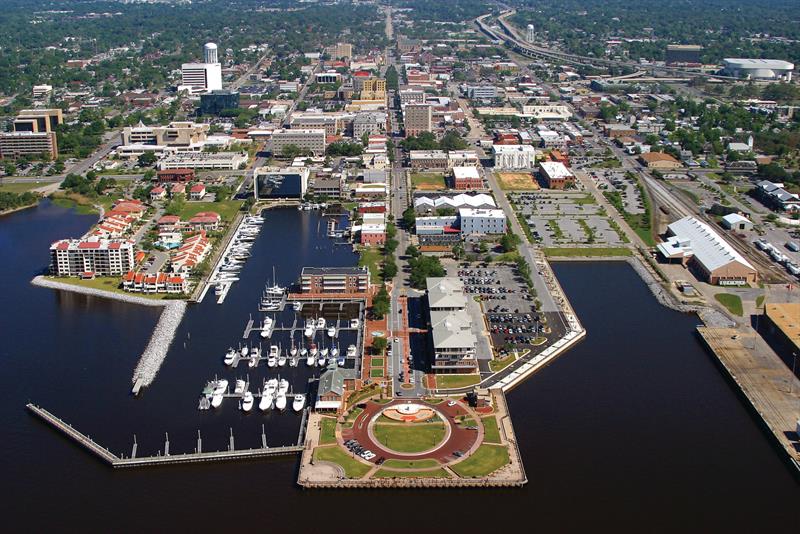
xmin=317 ymin=364 xmax=357 ymax=398
xmin=426 ymin=277 xmax=466 ymax=310
xmin=663 ymin=216 xmax=755 ymax=272
xmin=430 ymin=310 xmax=477 ymax=349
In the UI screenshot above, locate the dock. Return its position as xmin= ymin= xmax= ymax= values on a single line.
xmin=697 ymin=327 xmax=800 ymax=471
xmin=27 ymin=403 xmax=305 ymax=468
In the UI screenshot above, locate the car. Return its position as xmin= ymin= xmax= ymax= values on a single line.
xmin=453 ymin=450 xmax=464 ymax=458
xmin=394 ymin=337 xmax=399 ymax=343
xmin=447 ymin=400 xmax=457 ymax=407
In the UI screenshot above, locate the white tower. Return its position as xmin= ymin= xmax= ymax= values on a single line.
xmin=203 ymin=43 xmax=218 ymax=64
xmin=526 ymin=24 xmax=535 ymax=43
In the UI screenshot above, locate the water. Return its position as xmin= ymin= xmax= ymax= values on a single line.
xmin=1 ymin=202 xmax=797 ymax=531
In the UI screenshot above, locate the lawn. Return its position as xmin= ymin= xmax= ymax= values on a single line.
xmin=410 ymin=172 xmax=446 ymax=190
xmin=715 ymin=293 xmax=743 ymax=316
xmin=370 ymin=357 xmax=384 ymax=367
xmin=178 ymin=200 xmax=242 ymax=223
xmin=0 ymin=182 xmax=48 ymax=193
xmin=50 ymin=276 xmax=169 ymax=300
xmin=381 ymin=458 xmax=441 ymax=469
xmin=358 ymin=246 xmax=383 ymax=280
xmin=370 ymin=368 xmax=384 ymax=378
xmin=450 ymin=444 xmax=510 ymax=478
xmin=543 ymin=247 xmax=632 ymax=258
xmin=319 ymin=417 xmax=337 ymax=445
xmin=435 ymin=374 xmax=480 ymax=389
xmin=313 ymin=446 xmax=371 ymax=478
xmin=373 ymin=468 xmax=450 ymax=478
xmin=593 ymin=159 xmax=622 ymax=169
xmin=373 ymin=422 xmax=447 ymax=453
xmin=572 ymin=194 xmax=596 ymax=205
xmin=482 ymin=416 xmax=502 ymax=444
xmin=756 ymin=295 xmax=765 ymax=309
xmin=489 ymin=353 xmax=516 ymax=372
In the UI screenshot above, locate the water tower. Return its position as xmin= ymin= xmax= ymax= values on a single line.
xmin=203 ymin=42 xmax=219 ymax=64
xmin=526 ymin=24 xmax=535 ymax=43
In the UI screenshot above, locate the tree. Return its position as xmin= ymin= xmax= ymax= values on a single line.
xmin=500 ymin=232 xmax=521 ymax=253
xmin=408 ymin=255 xmax=445 ymax=288
xmin=372 ymin=285 xmax=390 ymax=319
xmin=3 ymin=163 xmax=16 ymax=176
xmin=405 ymin=244 xmax=419 ymax=258
xmin=138 ymin=151 xmax=157 ymax=167
xmin=401 ymin=206 xmax=416 ymax=229
xmin=143 ymin=169 xmax=156 ymax=181
xmin=372 ymin=336 xmax=388 ymax=355
xmin=384 ymin=238 xmax=399 ymax=254
xmin=382 ymin=258 xmax=398 ymax=280
xmin=451 ymin=243 xmax=465 ymax=260
xmin=280 ymin=144 xmax=302 ymax=159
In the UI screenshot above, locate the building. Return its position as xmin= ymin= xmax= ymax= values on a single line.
xmin=754 ymin=180 xmax=800 ymax=212
xmin=157 ymin=168 xmax=195 ymax=183
xmin=760 ymin=303 xmax=800 ymax=366
xmin=723 ymin=59 xmax=794 ymax=81
xmin=121 ymin=121 xmax=209 ymax=149
xmin=159 ymin=151 xmax=247 ymax=170
xmin=181 ymin=62 xmax=223 ymax=93
xmin=312 ymin=177 xmax=343 ymax=199
xmin=656 ymin=216 xmax=757 ymax=285
xmin=300 ymin=266 xmax=370 ymax=294
xmin=404 ymin=104 xmax=433 ymax=137
xmin=32 ymin=85 xmax=53 ymax=99
xmin=605 ymin=124 xmax=636 ymax=138
xmin=399 ymin=87 xmax=426 ymax=106
xmin=493 ymin=144 xmax=537 ymax=170
xmin=0 ymin=108 xmax=62 ymax=160
xmin=410 ymin=150 xmax=448 ymax=170
xmin=721 ymin=213 xmax=754 ymax=232
xmin=13 ymin=109 xmax=63 ymax=133
xmin=171 ymin=231 xmax=212 ymax=273
xmin=254 ymin=166 xmax=309 ymax=199
xmin=188 ymin=211 xmax=221 ymax=231
xmin=526 ymin=24 xmax=535 ymax=43
xmin=452 ymin=166 xmax=483 ymax=190
xmin=414 ymin=193 xmax=496 ymax=214
xmin=315 ymin=364 xmax=358 ymax=411
xmin=465 ymin=85 xmax=497 ymax=100
xmin=352 ymin=112 xmax=387 ymax=138
xmin=359 ymin=78 xmax=387 ymax=100
xmin=330 ymin=42 xmax=353 ymax=60
xmin=539 ymin=161 xmax=575 ymax=189
xmin=360 ymin=223 xmax=386 ymax=245
xmin=447 ymin=151 xmax=481 ymax=168
xmin=269 ymin=128 xmax=326 ymax=156
xmin=50 ymin=238 xmax=135 ymax=277
xmin=666 ymin=45 xmax=703 ymax=65
xmin=199 ymin=90 xmax=240 ymax=115
xmin=203 ymin=42 xmax=218 ymax=64
xmin=639 ymin=152 xmax=682 ymax=170
xmin=426 ymin=277 xmax=477 ymax=373
xmin=188 ymin=184 xmax=206 ymax=200
xmin=522 ymin=105 xmax=572 ymax=121
xmin=458 ymin=208 xmax=506 ymax=235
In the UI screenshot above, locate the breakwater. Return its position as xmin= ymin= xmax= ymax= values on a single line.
xmin=132 ymin=301 xmax=187 ymax=388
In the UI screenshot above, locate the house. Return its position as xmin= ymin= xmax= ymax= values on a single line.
xmin=189 ymin=183 xmax=207 ymax=200
xmin=150 ymin=186 xmax=167 ymax=201
xmin=188 ymin=211 xmax=221 ymax=231
xmin=157 ymin=215 xmax=181 ymax=230
xmin=170 ymin=183 xmax=186 ymax=196
xmin=754 ymin=180 xmax=800 ymax=212
xmin=639 ymin=152 xmax=682 ymax=170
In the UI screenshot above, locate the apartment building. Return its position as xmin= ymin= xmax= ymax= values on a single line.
xmin=269 ymin=128 xmax=327 ymax=156
xmin=300 ymin=266 xmax=370 ymax=294
xmin=50 ymin=238 xmax=136 ymax=277
xmin=404 ymin=103 xmax=433 ymax=137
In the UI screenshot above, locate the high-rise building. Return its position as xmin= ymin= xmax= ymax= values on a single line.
xmin=203 ymin=42 xmax=218 ymax=64
xmin=199 ymin=90 xmax=240 ymax=115
xmin=181 ymin=63 xmax=223 ymax=93
xmin=49 ymin=238 xmax=136 ymax=277
xmin=0 ymin=108 xmax=62 ymax=160
xmin=665 ymin=45 xmax=703 ymax=65
xmin=404 ymin=103 xmax=433 ymax=137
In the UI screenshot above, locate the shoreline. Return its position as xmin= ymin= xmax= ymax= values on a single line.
xmin=0 ymin=200 xmax=40 ymax=218
xmin=31 ymin=275 xmax=171 ymax=307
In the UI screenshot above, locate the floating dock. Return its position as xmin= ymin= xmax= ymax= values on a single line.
xmin=27 ymin=403 xmax=304 ymax=469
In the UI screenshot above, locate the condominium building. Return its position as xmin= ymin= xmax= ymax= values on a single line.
xmin=404 ymin=104 xmax=433 ymax=137
xmin=270 ymin=128 xmax=327 ymax=156
xmin=426 ymin=277 xmax=477 ymax=373
xmin=181 ymin=62 xmax=223 ymax=93
xmin=300 ymin=266 xmax=370 ymax=294
xmin=50 ymin=238 xmax=135 ymax=277
xmin=492 ymin=144 xmax=537 ymax=169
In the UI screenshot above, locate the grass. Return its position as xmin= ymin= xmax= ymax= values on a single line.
xmin=0 ymin=182 xmax=49 ymax=193
xmin=573 ymin=194 xmax=596 ymax=205
xmin=593 ymin=159 xmax=622 ymax=169
xmin=346 ymin=384 xmax=380 ymax=408
xmin=358 ymin=246 xmax=383 ymax=280
xmin=482 ymin=416 xmax=502 ymax=444
xmin=381 ymin=458 xmax=440 ymax=469
xmin=450 ymin=444 xmax=510 ymax=478
xmin=543 ymin=247 xmax=632 ymax=258
xmin=319 ymin=417 xmax=337 ymax=445
xmin=373 ymin=468 xmax=450 ymax=478
xmin=51 ymin=194 xmax=100 ymax=215
xmin=756 ymin=295 xmax=765 ymax=309
xmin=673 ymin=186 xmax=701 ymax=206
xmin=497 ymin=172 xmax=538 ymax=191
xmin=177 ymin=200 xmax=242 ymax=223
xmin=370 ymin=368 xmax=384 ymax=378
xmin=373 ymin=422 xmax=447 ymax=453
xmin=489 ymin=353 xmax=516 ymax=372
xmin=410 ymin=172 xmax=446 ymax=190
xmin=435 ymin=374 xmax=480 ymax=389
xmin=370 ymin=357 xmax=384 ymax=367
xmin=494 ymin=251 xmax=521 ymax=263
xmin=49 ymin=276 xmax=169 ymax=299
xmin=715 ymin=293 xmax=743 ymax=316
xmin=313 ymin=446 xmax=371 ymax=478
xmin=546 ymin=219 xmax=564 ymax=240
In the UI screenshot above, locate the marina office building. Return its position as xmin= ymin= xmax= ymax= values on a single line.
xmin=426 ymin=277 xmax=478 ymax=373
xmin=657 ymin=216 xmax=758 ymax=285
xmin=50 ymin=238 xmax=136 ymax=277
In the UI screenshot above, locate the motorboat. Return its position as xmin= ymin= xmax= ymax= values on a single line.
xmin=292 ymin=301 xmax=302 ymax=312
xmin=278 ymin=351 xmax=287 ymax=367
xmin=306 ymin=350 xmax=315 ymax=366
xmin=350 ymin=318 xmax=360 ymax=329
xmin=327 ymin=325 xmax=336 ymax=338
xmin=321 ymin=347 xmax=329 ymax=358
xmin=346 ymin=344 xmax=357 ymax=358
xmin=248 ymin=354 xmax=258 ymax=368
xmin=337 ymin=355 xmax=345 ymax=367
xmin=275 ymin=379 xmax=289 ymax=411
xmin=316 ymin=317 xmax=326 ymax=329
xmin=223 ymin=348 xmax=237 ymax=365
xmin=241 ymin=391 xmax=254 ymax=412
xmin=260 ymin=316 xmax=274 ymax=338
xmin=290 ymin=343 xmax=298 ymax=357
xmin=293 ymin=393 xmax=306 ymax=412
xmin=213 ymin=379 xmax=228 ymax=395
xmin=299 ymin=346 xmax=308 ymax=357
xmin=289 ymin=355 xmax=298 ymax=367
xmin=310 ymin=343 xmax=318 ymax=357
xmin=234 ymin=379 xmax=246 ymax=395
xmin=267 ymin=345 xmax=279 ymax=367
xmin=317 ymin=352 xmax=326 ymax=367
xmin=260 ymin=379 xmax=278 ymax=411
xmin=303 ymin=318 xmax=315 ymax=338
xmin=240 ymin=345 xmax=249 ymax=357
xmin=211 ymin=393 xmax=223 ymax=408
xmin=331 ymin=346 xmax=339 ymax=358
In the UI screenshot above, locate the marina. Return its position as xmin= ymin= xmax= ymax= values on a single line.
xmin=204 ymin=214 xmax=265 ymax=304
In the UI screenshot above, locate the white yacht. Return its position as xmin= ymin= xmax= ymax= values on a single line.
xmin=289 ymin=355 xmax=298 ymax=367
xmin=234 ymin=379 xmax=246 ymax=395
xmin=275 ymin=379 xmax=289 ymax=411
xmin=260 ymin=379 xmax=278 ymax=411
xmin=316 ymin=317 xmax=326 ymax=329
xmin=292 ymin=393 xmax=306 ymax=412
xmin=306 ymin=351 xmax=315 ymax=366
xmin=267 ymin=345 xmax=279 ymax=368
xmin=264 ymin=267 xmax=286 ymax=296
xmin=241 ymin=391 xmax=254 ymax=412
xmin=299 ymin=346 xmax=308 ymax=357
xmin=346 ymin=344 xmax=357 ymax=358
xmin=321 ymin=347 xmax=329 ymax=358
xmin=289 ymin=338 xmax=298 ymax=357
xmin=223 ymin=348 xmax=236 ymax=365
xmin=211 ymin=393 xmax=223 ymax=408
xmin=350 ymin=318 xmax=360 ymax=329
xmin=278 ymin=351 xmax=287 ymax=367
xmin=213 ymin=379 xmax=228 ymax=395
xmin=327 ymin=325 xmax=336 ymax=338
xmin=292 ymin=301 xmax=302 ymax=312
xmin=260 ymin=316 xmax=274 ymax=338
xmin=240 ymin=345 xmax=249 ymax=357
xmin=317 ymin=352 xmax=326 ymax=367
xmin=331 ymin=346 xmax=339 ymax=358
xmin=303 ymin=318 xmax=315 ymax=338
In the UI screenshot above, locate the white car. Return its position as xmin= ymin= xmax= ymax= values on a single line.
xmin=394 ymin=337 xmax=399 ymax=343
xmin=447 ymin=401 xmax=457 ymax=407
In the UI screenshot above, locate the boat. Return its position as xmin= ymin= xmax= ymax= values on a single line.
xmin=306 ymin=350 xmax=315 ymax=366
xmin=292 ymin=301 xmax=302 ymax=312
xmin=264 ymin=267 xmax=286 ymax=296
xmin=278 ymin=351 xmax=287 ymax=367
xmin=223 ymin=347 xmax=236 ymax=365
xmin=289 ymin=355 xmax=298 ymax=367
xmin=240 ymin=345 xmax=249 ymax=357
xmin=234 ymin=379 xmax=246 ymax=395
xmin=260 ymin=379 xmax=278 ymax=411
xmin=290 ymin=343 xmax=297 ymax=357
xmin=211 ymin=393 xmax=223 ymax=408
xmin=213 ymin=379 xmax=228 ymax=395
xmin=241 ymin=391 xmax=254 ymax=412
xmin=331 ymin=346 xmax=339 ymax=358
xmin=316 ymin=317 xmax=326 ymax=329
xmin=327 ymin=325 xmax=336 ymax=338
xmin=317 ymin=351 xmax=326 ymax=367
xmin=337 ymin=355 xmax=345 ymax=367
xmin=346 ymin=344 xmax=357 ymax=358
xmin=292 ymin=393 xmax=306 ymax=412
xmin=310 ymin=343 xmax=318 ymax=357
xmin=260 ymin=316 xmax=274 ymax=338
xmin=299 ymin=346 xmax=308 ymax=357
xmin=350 ymin=318 xmax=360 ymax=329
xmin=275 ymin=379 xmax=289 ymax=411
xmin=321 ymin=347 xmax=329 ymax=358
xmin=267 ymin=345 xmax=279 ymax=367
xmin=303 ymin=318 xmax=315 ymax=338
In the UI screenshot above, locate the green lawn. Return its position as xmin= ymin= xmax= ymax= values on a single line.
xmin=370 ymin=357 xmax=384 ymax=367
xmin=489 ymin=353 xmax=516 ymax=372
xmin=715 ymin=293 xmax=743 ymax=316
xmin=543 ymin=247 xmax=632 ymax=258
xmin=49 ymin=276 xmax=169 ymax=300
xmin=573 ymin=194 xmax=596 ymax=205
xmin=373 ymin=422 xmax=447 ymax=453
xmin=450 ymin=444 xmax=510 ymax=478
xmin=756 ymin=295 xmax=765 ymax=309
xmin=410 ymin=172 xmax=446 ymax=189
xmin=482 ymin=416 xmax=502 ymax=444
xmin=373 ymin=468 xmax=450 ymax=478
xmin=435 ymin=374 xmax=480 ymax=389
xmin=358 ymin=246 xmax=383 ymax=280
xmin=370 ymin=368 xmax=384 ymax=378
xmin=319 ymin=417 xmax=337 ymax=445
xmin=51 ymin=195 xmax=99 ymax=215
xmin=593 ymin=159 xmax=622 ymax=169
xmin=0 ymin=182 xmax=48 ymax=193
xmin=313 ymin=446 xmax=371 ymax=478
xmin=178 ymin=200 xmax=242 ymax=223
xmin=381 ymin=458 xmax=441 ymax=469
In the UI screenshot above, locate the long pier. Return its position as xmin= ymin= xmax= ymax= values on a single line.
xmin=27 ymin=403 xmax=304 ymax=469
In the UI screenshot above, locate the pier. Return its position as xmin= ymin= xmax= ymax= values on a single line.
xmin=697 ymin=327 xmax=800 ymax=471
xmin=27 ymin=403 xmax=305 ymax=469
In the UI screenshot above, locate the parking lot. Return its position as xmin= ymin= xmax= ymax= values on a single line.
xmin=587 ymin=169 xmax=645 ymax=215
